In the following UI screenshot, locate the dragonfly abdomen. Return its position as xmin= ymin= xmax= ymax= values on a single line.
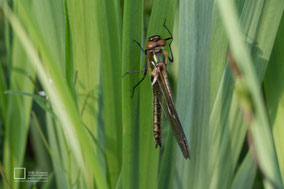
xmin=153 ymin=84 xmax=162 ymax=148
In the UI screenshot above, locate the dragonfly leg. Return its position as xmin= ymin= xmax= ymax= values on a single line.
xmin=131 ymin=59 xmax=148 ymax=97
xmin=121 ymin=69 xmax=145 ymax=78
xmin=163 ymin=20 xmax=174 ymax=63
xmin=133 ymin=40 xmax=147 ymax=55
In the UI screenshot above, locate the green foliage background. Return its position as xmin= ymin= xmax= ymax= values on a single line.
xmin=0 ymin=0 xmax=283 ymax=188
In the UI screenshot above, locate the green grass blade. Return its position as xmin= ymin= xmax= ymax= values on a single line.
xmin=4 ymin=90 xmax=57 ymax=119
xmin=0 ymin=163 xmax=10 ymax=189
xmin=158 ymin=130 xmax=177 ymax=189
xmin=67 ymin=1 xmax=104 ymax=186
xmin=264 ymin=14 xmax=284 ymax=184
xmin=30 ymin=111 xmax=53 ymax=174
xmin=0 ymin=63 xmax=7 ymax=123
xmin=2 ymin=7 xmax=36 ymax=187
xmin=2 ymin=2 xmax=109 ymax=188
xmin=4 ymin=90 xmax=48 ymax=102
xmin=209 ymin=3 xmax=228 ymax=108
xmin=175 ymin=0 xmax=213 ymax=188
xmin=121 ymin=0 xmax=143 ymax=188
xmin=210 ymin=1 xmax=284 ymax=188
xmin=138 ymin=0 xmax=177 ymax=188
xmin=1 ymin=0 xmax=284 ymax=188
xmin=64 ymin=0 xmax=77 ymax=105
xmin=217 ymin=0 xmax=283 ymax=188
xmin=46 ymin=114 xmax=69 ymax=189
xmin=67 ymin=0 xmax=100 ymax=136
xmin=31 ymin=111 xmax=53 ymax=158
xmin=231 ymin=152 xmax=257 ymax=189
xmin=95 ymin=0 xmax=123 ymax=187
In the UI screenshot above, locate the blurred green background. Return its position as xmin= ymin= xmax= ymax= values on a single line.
xmin=0 ymin=0 xmax=283 ymax=188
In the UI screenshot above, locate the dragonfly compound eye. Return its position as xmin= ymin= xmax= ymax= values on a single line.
xmin=157 ymin=39 xmax=166 ymax=47
xmin=146 ymin=41 xmax=157 ymax=50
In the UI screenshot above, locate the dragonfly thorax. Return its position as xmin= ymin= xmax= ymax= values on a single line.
xmin=153 ymin=52 xmax=165 ymax=64
xmin=149 ymin=51 xmax=166 ymax=69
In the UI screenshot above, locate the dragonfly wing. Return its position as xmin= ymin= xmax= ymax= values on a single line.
xmin=155 ymin=67 xmax=191 ymax=159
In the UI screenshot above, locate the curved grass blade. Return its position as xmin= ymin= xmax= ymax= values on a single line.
xmin=231 ymin=152 xmax=257 ymax=189
xmin=264 ymin=15 xmax=284 ymax=184
xmin=2 ymin=3 xmax=109 ymax=188
xmin=217 ymin=0 xmax=283 ymax=188
xmin=210 ymin=1 xmax=284 ymax=188
xmin=1 ymin=4 xmax=36 ymax=188
xmin=4 ymin=90 xmax=48 ymax=102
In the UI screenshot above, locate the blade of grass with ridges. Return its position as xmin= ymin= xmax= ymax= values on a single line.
xmin=67 ymin=0 xmax=100 ymax=132
xmin=67 ymin=0 xmax=103 ymax=186
xmin=2 ymin=2 xmax=109 ymax=188
xmin=29 ymin=112 xmax=52 ymax=179
xmin=175 ymin=0 xmax=213 ymax=188
xmin=95 ymin=0 xmax=122 ymax=187
xmin=231 ymin=152 xmax=257 ymax=189
xmin=121 ymin=0 xmax=143 ymax=188
xmin=209 ymin=2 xmax=229 ymax=109
xmin=158 ymin=129 xmax=177 ymax=189
xmin=46 ymin=114 xmax=69 ymax=188
xmin=207 ymin=1 xmax=246 ymax=185
xmin=2 ymin=2 xmax=35 ymax=188
xmin=138 ymin=0 xmax=177 ymax=188
xmin=264 ymin=14 xmax=284 ymax=184
xmin=217 ymin=0 xmax=283 ymax=188
xmin=208 ymin=1 xmax=246 ymax=186
xmin=157 ymin=10 xmax=179 ymax=189
xmin=209 ymin=1 xmax=284 ymax=188
xmin=2 ymin=34 xmax=35 ymax=189
xmin=64 ymin=0 xmax=77 ymax=106
xmin=4 ymin=5 xmax=11 ymax=76
xmin=0 ymin=63 xmax=7 ymax=123
xmin=22 ymin=0 xmax=81 ymax=187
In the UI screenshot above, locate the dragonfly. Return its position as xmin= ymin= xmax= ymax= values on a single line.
xmin=122 ymin=20 xmax=191 ymax=159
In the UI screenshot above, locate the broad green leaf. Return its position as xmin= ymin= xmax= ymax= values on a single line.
xmin=67 ymin=0 xmax=99 ymax=136
xmin=209 ymin=1 xmax=284 ymax=188
xmin=95 ymin=0 xmax=122 ymax=187
xmin=264 ymin=14 xmax=284 ymax=185
xmin=2 ymin=2 xmax=109 ymax=188
xmin=29 ymin=112 xmax=52 ymax=173
xmin=67 ymin=0 xmax=103 ymax=186
xmin=209 ymin=2 xmax=229 ymax=108
xmin=231 ymin=152 xmax=257 ymax=189
xmin=46 ymin=113 xmax=69 ymax=189
xmin=175 ymin=0 xmax=213 ymax=188
xmin=2 ymin=4 xmax=35 ymax=187
xmin=0 ymin=63 xmax=7 ymax=123
xmin=217 ymin=0 xmax=283 ymax=188
xmin=138 ymin=0 xmax=177 ymax=188
xmin=121 ymin=0 xmax=143 ymax=188
xmin=158 ymin=129 xmax=177 ymax=189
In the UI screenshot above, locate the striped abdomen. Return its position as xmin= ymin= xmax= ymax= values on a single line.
xmin=153 ymin=83 xmax=162 ymax=148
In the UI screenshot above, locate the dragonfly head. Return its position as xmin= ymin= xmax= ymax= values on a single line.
xmin=146 ymin=35 xmax=166 ymax=51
